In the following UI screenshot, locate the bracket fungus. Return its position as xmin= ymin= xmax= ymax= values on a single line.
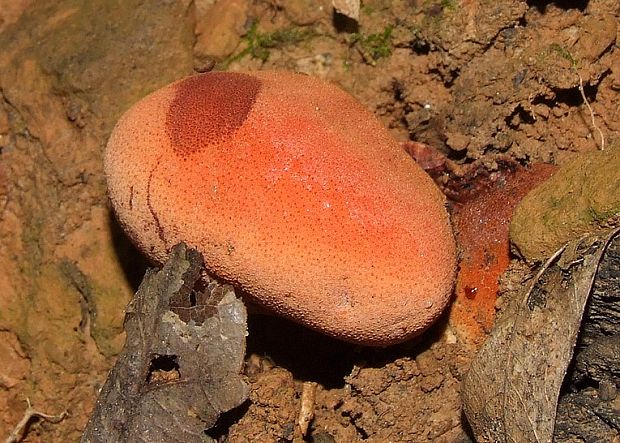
xmin=105 ymin=71 xmax=456 ymax=346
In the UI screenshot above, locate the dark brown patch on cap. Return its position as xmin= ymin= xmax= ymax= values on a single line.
xmin=165 ymin=72 xmax=261 ymax=157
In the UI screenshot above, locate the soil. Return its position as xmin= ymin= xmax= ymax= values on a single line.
xmin=0 ymin=0 xmax=618 ymax=442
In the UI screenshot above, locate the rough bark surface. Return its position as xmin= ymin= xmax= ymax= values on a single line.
xmin=555 ymin=233 xmax=620 ymax=442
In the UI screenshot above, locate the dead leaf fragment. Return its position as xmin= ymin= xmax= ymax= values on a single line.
xmin=462 ymin=227 xmax=620 ymax=443
xmin=81 ymin=243 xmax=248 ymax=443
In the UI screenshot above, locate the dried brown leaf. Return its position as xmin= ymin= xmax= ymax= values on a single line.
xmin=81 ymin=243 xmax=248 ymax=443
xmin=462 ymin=227 xmax=620 ymax=443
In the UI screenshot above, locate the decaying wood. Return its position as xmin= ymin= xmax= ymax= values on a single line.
xmin=81 ymin=243 xmax=248 ymax=443
xmin=462 ymin=227 xmax=620 ymax=443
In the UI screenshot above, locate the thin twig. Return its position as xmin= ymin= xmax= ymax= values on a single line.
xmin=5 ymin=399 xmax=68 ymax=443
xmin=522 ymin=242 xmax=568 ymax=305
xmin=576 ymin=70 xmax=605 ymax=151
xmin=298 ymin=381 xmax=317 ymax=436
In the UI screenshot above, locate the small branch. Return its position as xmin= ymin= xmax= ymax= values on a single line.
xmin=522 ymin=242 xmax=568 ymax=305
xmin=576 ymin=70 xmax=605 ymax=151
xmin=5 ymin=399 xmax=68 ymax=443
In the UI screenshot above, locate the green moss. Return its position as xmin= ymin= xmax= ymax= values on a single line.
xmin=440 ymin=0 xmax=458 ymax=11
xmin=350 ymin=25 xmax=394 ymax=65
xmin=548 ymin=43 xmax=577 ymax=67
xmin=511 ymin=147 xmax=620 ymax=261
xmin=545 ymin=43 xmax=590 ymax=78
xmin=589 ymin=206 xmax=620 ymax=224
xmin=226 ymin=22 xmax=316 ymax=65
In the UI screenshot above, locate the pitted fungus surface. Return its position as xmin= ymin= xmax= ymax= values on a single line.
xmin=105 ymin=71 xmax=457 ymax=346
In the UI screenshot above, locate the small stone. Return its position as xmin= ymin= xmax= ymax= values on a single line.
xmin=193 ymin=0 xmax=249 ymax=61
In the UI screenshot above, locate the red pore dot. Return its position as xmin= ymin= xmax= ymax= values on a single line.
xmin=165 ymin=72 xmax=261 ymax=157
